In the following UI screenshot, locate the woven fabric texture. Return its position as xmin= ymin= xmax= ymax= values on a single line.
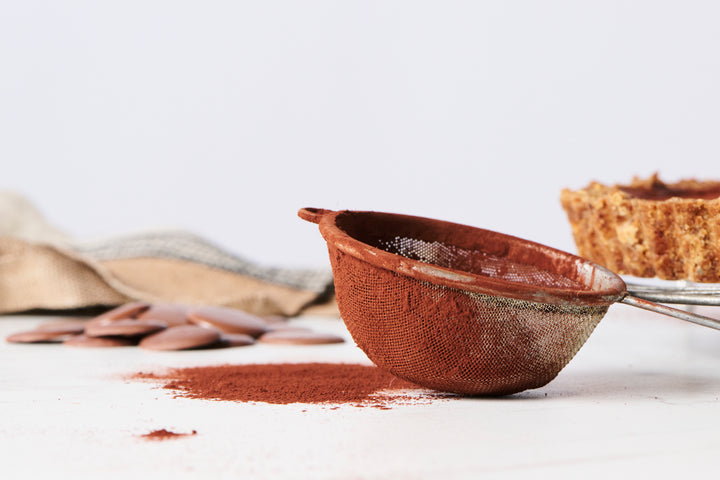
xmin=0 ymin=192 xmax=334 ymax=316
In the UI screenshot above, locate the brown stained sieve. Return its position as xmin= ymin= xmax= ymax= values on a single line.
xmin=299 ymin=208 xmax=720 ymax=396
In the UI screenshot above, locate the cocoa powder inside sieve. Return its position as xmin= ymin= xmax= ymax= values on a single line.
xmin=134 ymin=363 xmax=437 ymax=408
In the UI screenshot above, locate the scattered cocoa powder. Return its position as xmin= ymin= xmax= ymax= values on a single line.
xmin=140 ymin=428 xmax=197 ymax=440
xmin=134 ymin=363 xmax=443 ymax=408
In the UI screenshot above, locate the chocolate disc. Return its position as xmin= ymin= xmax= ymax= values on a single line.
xmin=64 ymin=334 xmax=136 ymax=348
xmin=35 ymin=319 xmax=87 ymax=334
xmin=137 ymin=304 xmax=191 ymax=327
xmin=187 ymin=306 xmax=268 ymax=337
xmin=93 ymin=302 xmax=152 ymax=323
xmin=6 ymin=329 xmax=73 ymax=343
xmin=258 ymin=330 xmax=345 ymax=345
xmin=139 ymin=325 xmax=222 ymax=351
xmin=85 ymin=319 xmax=166 ymax=338
xmin=219 ymin=333 xmax=256 ymax=347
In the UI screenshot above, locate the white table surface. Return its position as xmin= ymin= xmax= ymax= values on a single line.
xmin=3 ymin=305 xmax=720 ymax=480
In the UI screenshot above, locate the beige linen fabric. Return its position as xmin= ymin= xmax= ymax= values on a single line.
xmin=0 ymin=192 xmax=335 ymax=316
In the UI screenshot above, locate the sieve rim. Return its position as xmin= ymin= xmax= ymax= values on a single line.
xmin=300 ymin=208 xmax=627 ymax=307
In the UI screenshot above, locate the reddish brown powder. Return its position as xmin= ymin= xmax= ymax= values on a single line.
xmin=140 ymin=429 xmax=197 ymax=440
xmin=135 ymin=363 xmax=434 ymax=407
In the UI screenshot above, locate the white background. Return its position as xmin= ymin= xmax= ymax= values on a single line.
xmin=2 ymin=1 xmax=720 ymax=268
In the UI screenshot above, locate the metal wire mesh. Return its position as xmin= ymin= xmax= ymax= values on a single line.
xmin=377 ymin=236 xmax=584 ymax=289
xmin=331 ymin=244 xmax=607 ymax=395
xmin=302 ymin=208 xmax=622 ymax=395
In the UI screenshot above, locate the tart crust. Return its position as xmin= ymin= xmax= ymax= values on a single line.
xmin=560 ymin=174 xmax=720 ymax=282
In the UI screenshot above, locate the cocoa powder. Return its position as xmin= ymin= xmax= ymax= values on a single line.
xmin=140 ymin=428 xmax=197 ymax=440
xmin=135 ymin=363 xmax=439 ymax=408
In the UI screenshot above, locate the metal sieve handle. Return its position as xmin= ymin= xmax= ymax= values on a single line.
xmin=298 ymin=208 xmax=334 ymax=224
xmin=620 ymin=294 xmax=720 ymax=331
xmin=626 ymin=282 xmax=720 ymax=306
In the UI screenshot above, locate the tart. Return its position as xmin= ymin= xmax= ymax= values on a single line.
xmin=560 ymin=174 xmax=720 ymax=282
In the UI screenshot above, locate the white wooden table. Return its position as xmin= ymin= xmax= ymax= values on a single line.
xmin=2 ymin=306 xmax=720 ymax=479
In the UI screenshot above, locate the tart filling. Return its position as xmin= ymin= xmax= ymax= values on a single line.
xmin=560 ymin=174 xmax=720 ymax=282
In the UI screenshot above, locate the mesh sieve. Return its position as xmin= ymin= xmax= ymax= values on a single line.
xmin=299 ymin=208 xmax=720 ymax=395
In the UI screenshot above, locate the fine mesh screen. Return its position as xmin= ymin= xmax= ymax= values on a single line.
xmin=331 ymin=245 xmax=607 ymax=395
xmin=303 ymin=208 xmax=620 ymax=395
xmin=377 ymin=236 xmax=584 ymax=290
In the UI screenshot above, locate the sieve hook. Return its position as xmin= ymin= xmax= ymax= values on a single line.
xmin=298 ymin=208 xmax=333 ymax=224
xmin=621 ymin=294 xmax=720 ymax=331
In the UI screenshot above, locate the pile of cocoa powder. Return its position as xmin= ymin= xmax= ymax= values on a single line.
xmin=134 ymin=362 xmax=444 ymax=408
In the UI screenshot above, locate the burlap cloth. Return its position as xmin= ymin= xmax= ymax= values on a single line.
xmin=0 ymin=191 xmax=336 ymax=317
